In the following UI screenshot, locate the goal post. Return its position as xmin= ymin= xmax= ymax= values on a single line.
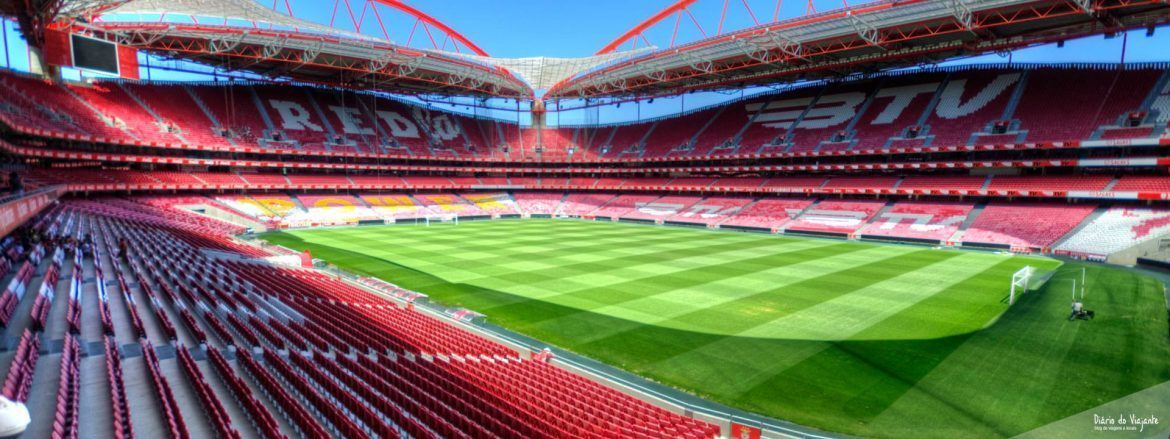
xmin=1009 ymin=266 xmax=1035 ymax=304
xmin=424 ymin=214 xmax=459 ymax=226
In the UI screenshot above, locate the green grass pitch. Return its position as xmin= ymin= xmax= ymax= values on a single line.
xmin=262 ymin=219 xmax=1170 ymax=438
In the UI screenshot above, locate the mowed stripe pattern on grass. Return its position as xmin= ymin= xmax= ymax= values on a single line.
xmin=264 ymin=220 xmax=1168 ymax=439
xmin=288 ymin=220 xmax=1013 ymax=340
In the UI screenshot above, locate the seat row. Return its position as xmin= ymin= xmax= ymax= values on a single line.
xmin=0 ymin=329 xmax=39 ymax=402
xmin=139 ymin=338 xmax=189 ymax=439
xmin=37 ymin=196 xmax=721 ymax=438
xmin=51 ymin=334 xmax=81 ymax=439
xmin=102 ymin=336 xmax=133 ymax=439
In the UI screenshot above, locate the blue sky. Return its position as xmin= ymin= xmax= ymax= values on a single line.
xmin=379 ymin=0 xmax=1170 ymax=61
xmin=3 ymin=0 xmax=1169 ymax=124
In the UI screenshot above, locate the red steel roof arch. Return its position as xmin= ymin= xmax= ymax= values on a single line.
xmin=596 ymin=0 xmax=699 ymax=55
xmin=371 ymin=0 xmax=490 ymax=56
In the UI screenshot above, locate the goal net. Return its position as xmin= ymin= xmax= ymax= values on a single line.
xmin=1009 ymin=266 xmax=1035 ymax=304
xmin=424 ymin=214 xmax=459 ymax=226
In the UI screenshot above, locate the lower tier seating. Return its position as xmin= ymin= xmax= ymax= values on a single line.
xmin=718 ymin=199 xmax=814 ymax=230
xmin=858 ymin=202 xmax=974 ymax=243
xmin=513 ymin=192 xmax=564 ymax=215
xmin=0 ymin=196 xmax=719 ymax=438
xmin=962 ymin=203 xmax=1096 ymax=249
xmin=1056 ymin=207 xmax=1170 ymax=256
xmin=784 ymin=200 xmax=887 ymax=234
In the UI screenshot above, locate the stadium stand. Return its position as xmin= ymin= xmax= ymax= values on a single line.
xmin=591 ymin=195 xmax=663 ymax=219
xmin=0 ymin=195 xmax=721 ymax=438
xmin=665 ymin=197 xmax=754 ymax=225
xmin=2 ymin=21 xmax=1170 ymax=438
xmin=4 ymin=65 xmax=1168 ymax=163
xmin=898 ymin=175 xmax=989 ymax=194
xmin=293 ymin=194 xmax=380 ymax=224
xmin=1056 ymin=207 xmax=1170 ymax=257
xmin=718 ymin=198 xmax=814 ymax=230
xmin=623 ymin=196 xmax=705 ymax=221
xmin=361 ymin=194 xmax=433 ymax=218
xmin=1111 ymin=175 xmax=1170 ymax=193
xmin=961 ymin=203 xmax=1097 ymax=249
xmin=784 ymin=200 xmax=888 ymax=234
xmin=415 ymin=193 xmax=489 ymax=216
xmin=461 ymin=192 xmax=522 ymax=215
xmin=560 ymin=193 xmax=619 ymax=216
xmin=1013 ymin=68 xmax=1161 ymax=141
xmin=986 ymin=175 xmax=1113 ymax=193
xmin=513 ymin=192 xmax=564 ymax=215
xmin=858 ymin=201 xmax=975 ymax=243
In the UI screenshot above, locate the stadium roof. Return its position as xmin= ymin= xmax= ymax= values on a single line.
xmin=444 ymin=49 xmax=656 ymax=91
xmin=65 ymin=0 xmax=375 ymax=41
xmin=42 ymin=0 xmax=1170 ymax=100
xmin=60 ymin=0 xmax=535 ymax=98
xmin=546 ymin=0 xmax=1170 ymax=99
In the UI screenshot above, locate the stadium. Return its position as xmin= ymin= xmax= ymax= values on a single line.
xmin=0 ymin=0 xmax=1166 ymax=437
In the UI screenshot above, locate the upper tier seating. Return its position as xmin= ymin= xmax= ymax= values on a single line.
xmin=1098 ymin=126 xmax=1158 ymax=140
xmin=0 ymin=75 xmax=87 ymax=135
xmin=639 ymin=109 xmax=722 ymax=157
xmin=711 ymin=178 xmax=768 ymax=190
xmin=851 ymin=73 xmax=949 ymax=150
xmin=188 ymin=84 xmax=270 ymax=147
xmin=823 ymin=176 xmax=900 ymax=192
xmin=403 ymin=176 xmax=454 ymax=187
xmin=191 ymin=172 xmax=248 ymax=186
xmin=667 ymin=178 xmax=719 ymax=189
xmin=348 ymin=174 xmax=408 ymax=187
xmin=762 ymin=177 xmax=828 ymax=191
xmin=1111 ymin=175 xmax=1170 ymax=193
xmin=123 ymin=83 xmax=236 ymax=148
xmin=286 ymin=174 xmax=354 ymax=186
xmin=920 ymin=69 xmax=1020 ymax=147
xmin=69 ymin=84 xmax=184 ymax=143
xmin=509 ymin=177 xmax=539 ymax=186
xmin=238 ymin=173 xmax=290 ymax=186
xmin=689 ymin=99 xmax=751 ymax=156
xmin=986 ymin=175 xmax=1113 ymax=192
xmin=1013 ymin=68 xmax=1161 ymax=141
xmin=962 ymin=203 xmax=1096 ymax=248
xmin=2 ymin=66 xmax=1165 ymax=161
xmin=783 ymin=81 xmax=877 ymax=153
xmin=478 ymin=176 xmax=510 ymax=185
xmin=1056 ymin=207 xmax=1170 ymax=256
xmin=899 ymin=175 xmax=988 ymax=193
xmin=739 ymin=86 xmax=826 ymax=152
